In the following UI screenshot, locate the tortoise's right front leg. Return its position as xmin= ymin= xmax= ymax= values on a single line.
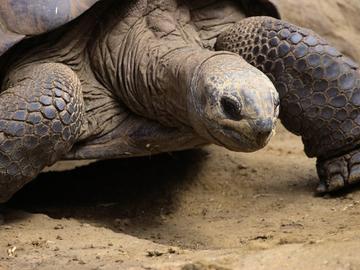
xmin=0 ymin=63 xmax=84 ymax=202
xmin=215 ymin=16 xmax=360 ymax=192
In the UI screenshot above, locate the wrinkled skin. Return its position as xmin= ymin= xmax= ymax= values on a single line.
xmin=0 ymin=0 xmax=278 ymax=202
xmin=0 ymin=0 xmax=359 ymax=201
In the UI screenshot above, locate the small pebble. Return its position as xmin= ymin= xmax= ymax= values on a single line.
xmin=54 ymin=224 xmax=64 ymax=230
xmin=146 ymin=250 xmax=164 ymax=257
xmin=7 ymin=246 xmax=16 ymax=257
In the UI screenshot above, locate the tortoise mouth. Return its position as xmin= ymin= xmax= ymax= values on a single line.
xmin=203 ymin=123 xmax=273 ymax=152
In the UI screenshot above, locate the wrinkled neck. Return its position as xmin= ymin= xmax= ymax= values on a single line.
xmin=115 ymin=18 xmax=203 ymax=127
xmin=92 ymin=12 xmax=234 ymax=128
xmin=150 ymin=46 xmax=226 ymax=127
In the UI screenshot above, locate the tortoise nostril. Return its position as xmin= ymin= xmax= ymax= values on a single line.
xmin=254 ymin=118 xmax=274 ymax=145
xmin=220 ymin=97 xmax=242 ymax=121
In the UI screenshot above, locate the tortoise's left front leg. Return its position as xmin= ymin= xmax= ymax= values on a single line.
xmin=216 ymin=16 xmax=360 ymax=193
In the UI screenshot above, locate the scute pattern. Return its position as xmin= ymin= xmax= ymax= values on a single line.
xmin=0 ymin=63 xmax=84 ymax=201
xmin=216 ymin=16 xmax=360 ymax=160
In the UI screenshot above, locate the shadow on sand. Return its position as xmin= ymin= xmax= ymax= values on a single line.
xmin=5 ymin=150 xmax=207 ymax=230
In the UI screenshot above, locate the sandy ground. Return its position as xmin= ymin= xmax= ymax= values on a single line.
xmin=2 ymin=1 xmax=360 ymax=269
xmin=1 ymin=125 xmax=360 ymax=270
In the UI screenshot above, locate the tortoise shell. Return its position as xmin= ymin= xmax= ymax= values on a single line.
xmin=0 ymin=0 xmax=101 ymax=56
xmin=0 ymin=0 xmax=281 ymax=57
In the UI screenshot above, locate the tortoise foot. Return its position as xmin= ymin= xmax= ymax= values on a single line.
xmin=317 ymin=148 xmax=360 ymax=193
xmin=216 ymin=16 xmax=360 ymax=193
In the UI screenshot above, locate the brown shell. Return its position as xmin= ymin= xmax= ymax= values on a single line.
xmin=0 ymin=0 xmax=101 ymax=56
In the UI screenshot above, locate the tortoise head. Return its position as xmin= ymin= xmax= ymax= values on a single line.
xmin=188 ymin=54 xmax=279 ymax=152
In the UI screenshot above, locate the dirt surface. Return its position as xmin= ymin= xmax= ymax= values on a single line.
xmin=2 ymin=1 xmax=360 ymax=269
xmin=1 ymin=125 xmax=360 ymax=270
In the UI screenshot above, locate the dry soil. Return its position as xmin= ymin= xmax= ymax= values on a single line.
xmin=2 ymin=1 xmax=360 ymax=269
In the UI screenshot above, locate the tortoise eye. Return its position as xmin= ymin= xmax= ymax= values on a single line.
xmin=220 ymin=97 xmax=242 ymax=121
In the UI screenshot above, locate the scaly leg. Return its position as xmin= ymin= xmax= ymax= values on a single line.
xmin=0 ymin=63 xmax=84 ymax=201
xmin=216 ymin=16 xmax=360 ymax=192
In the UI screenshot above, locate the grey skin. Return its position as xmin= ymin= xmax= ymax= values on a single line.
xmin=0 ymin=0 xmax=278 ymax=202
xmin=2 ymin=0 xmax=358 ymax=201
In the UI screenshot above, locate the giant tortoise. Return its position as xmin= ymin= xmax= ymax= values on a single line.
xmin=0 ymin=0 xmax=358 ymax=201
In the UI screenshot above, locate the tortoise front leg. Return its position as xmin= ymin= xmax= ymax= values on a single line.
xmin=216 ymin=16 xmax=360 ymax=192
xmin=0 ymin=63 xmax=84 ymax=201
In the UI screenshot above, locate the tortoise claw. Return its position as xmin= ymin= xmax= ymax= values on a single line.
xmin=328 ymin=174 xmax=346 ymax=191
xmin=317 ymin=148 xmax=360 ymax=193
xmin=316 ymin=181 xmax=327 ymax=194
xmin=348 ymin=154 xmax=360 ymax=184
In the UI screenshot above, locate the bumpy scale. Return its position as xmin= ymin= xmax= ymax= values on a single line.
xmin=0 ymin=1 xmax=279 ymax=201
xmin=0 ymin=63 xmax=83 ymax=201
xmin=216 ymin=16 xmax=360 ymax=192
